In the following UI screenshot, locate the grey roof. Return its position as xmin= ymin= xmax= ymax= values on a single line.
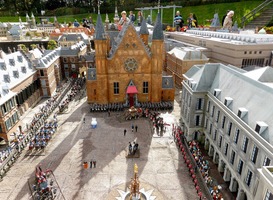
xmin=8 ymin=24 xmax=24 ymax=36
xmin=152 ymin=13 xmax=163 ymax=40
xmin=168 ymin=47 xmax=209 ymax=60
xmin=186 ymin=63 xmax=273 ymax=145
xmin=58 ymin=33 xmax=89 ymax=45
xmin=87 ymin=68 xmax=96 ymax=80
xmin=0 ymin=50 xmax=36 ymax=105
xmin=95 ymin=14 xmax=106 ymax=40
xmin=108 ymin=23 xmax=151 ymax=59
xmin=162 ymin=76 xmax=174 ymax=89
xmin=139 ymin=19 xmax=149 ymax=35
xmin=37 ymin=49 xmax=59 ymax=68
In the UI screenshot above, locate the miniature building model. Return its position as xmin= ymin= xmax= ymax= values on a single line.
xmin=181 ymin=63 xmax=273 ymax=200
xmin=86 ymin=13 xmax=175 ymax=106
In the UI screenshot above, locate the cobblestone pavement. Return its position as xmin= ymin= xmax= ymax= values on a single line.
xmin=0 ymin=89 xmax=203 ymax=200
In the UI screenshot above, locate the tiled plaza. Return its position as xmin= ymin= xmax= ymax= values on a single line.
xmin=0 ymin=91 xmax=200 ymax=200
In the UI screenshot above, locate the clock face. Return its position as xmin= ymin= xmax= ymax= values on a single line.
xmin=124 ymin=58 xmax=138 ymax=72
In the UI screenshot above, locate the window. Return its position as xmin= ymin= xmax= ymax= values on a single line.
xmin=209 ymin=123 xmax=212 ymax=135
xmin=264 ymin=190 xmax=273 ymax=200
xmin=40 ymin=70 xmax=44 ymax=76
xmin=211 ymin=106 xmax=215 ymax=117
xmin=216 ymin=110 xmax=220 ymax=123
xmin=227 ymin=122 xmax=232 ymax=136
xmin=224 ymin=143 xmax=229 ymax=156
xmin=242 ymin=136 xmax=249 ymax=153
xmin=219 ymin=135 xmax=222 ymax=148
xmin=214 ymin=130 xmax=217 ymax=141
xmin=237 ymin=159 xmax=244 ymax=175
xmin=0 ymin=124 xmax=2 ymax=132
xmin=263 ymin=156 xmax=271 ymax=166
xmin=196 ymin=98 xmax=203 ymax=110
xmin=245 ymin=169 xmax=252 ymax=187
xmin=5 ymin=118 xmax=12 ymax=130
xmin=143 ymin=82 xmax=148 ymax=94
xmin=250 ymin=145 xmax=259 ymax=164
xmin=222 ymin=116 xmax=226 ymax=129
xmin=195 ymin=115 xmax=201 ymax=126
xmin=234 ymin=129 xmax=240 ymax=144
xmin=114 ymin=82 xmax=119 ymax=94
xmin=205 ymin=118 xmax=208 ymax=129
xmin=230 ymin=150 xmax=235 ymax=165
xmin=207 ymin=101 xmax=210 ymax=112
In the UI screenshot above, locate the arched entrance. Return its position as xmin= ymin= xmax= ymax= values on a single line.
xmin=237 ymin=189 xmax=247 ymax=200
xmin=126 ymin=80 xmax=138 ymax=107
xmin=213 ymin=152 xmax=219 ymax=164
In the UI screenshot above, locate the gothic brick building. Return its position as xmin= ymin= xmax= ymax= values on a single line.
xmin=86 ymin=13 xmax=175 ymax=106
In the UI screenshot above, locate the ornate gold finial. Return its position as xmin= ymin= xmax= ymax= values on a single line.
xmin=134 ymin=163 xmax=138 ymax=173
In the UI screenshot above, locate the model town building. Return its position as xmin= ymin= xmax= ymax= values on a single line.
xmin=0 ymin=40 xmax=88 ymax=142
xmin=181 ymin=63 xmax=273 ymax=200
xmin=166 ymin=30 xmax=273 ymax=68
xmin=86 ymin=13 xmax=175 ymax=106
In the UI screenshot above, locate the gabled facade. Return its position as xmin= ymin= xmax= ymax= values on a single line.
xmin=86 ymin=13 xmax=175 ymax=106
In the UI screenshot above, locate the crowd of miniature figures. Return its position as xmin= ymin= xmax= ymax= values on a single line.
xmin=89 ymin=101 xmax=173 ymax=113
xmin=175 ymin=127 xmax=224 ymax=200
xmin=31 ymin=166 xmax=59 ymax=200
xmin=58 ymin=78 xmax=85 ymax=113
xmin=0 ymin=80 xmax=72 ymax=179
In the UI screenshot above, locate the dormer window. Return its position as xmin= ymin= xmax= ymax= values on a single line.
xmin=0 ymin=62 xmax=6 ymax=70
xmin=238 ymin=108 xmax=248 ymax=118
xmin=17 ymin=55 xmax=23 ymax=62
xmin=13 ymin=70 xmax=19 ymax=78
xmin=9 ymin=59 xmax=15 ymax=66
xmin=213 ymin=89 xmax=221 ymax=98
xmin=224 ymin=97 xmax=233 ymax=107
xmin=4 ymin=74 xmax=10 ymax=82
xmin=21 ymin=66 xmax=27 ymax=73
xmin=255 ymin=121 xmax=268 ymax=134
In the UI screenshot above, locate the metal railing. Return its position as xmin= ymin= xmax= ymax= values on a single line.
xmin=241 ymin=0 xmax=273 ymax=28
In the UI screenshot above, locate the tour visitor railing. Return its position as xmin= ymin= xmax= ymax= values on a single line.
xmin=241 ymin=0 xmax=273 ymax=28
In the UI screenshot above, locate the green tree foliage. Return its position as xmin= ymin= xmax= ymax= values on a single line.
xmin=47 ymin=40 xmax=58 ymax=50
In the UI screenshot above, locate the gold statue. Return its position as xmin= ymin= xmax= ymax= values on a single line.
xmin=129 ymin=163 xmax=140 ymax=200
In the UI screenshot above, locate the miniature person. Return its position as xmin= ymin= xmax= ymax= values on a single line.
xmin=90 ymin=160 xmax=93 ymax=168
xmin=135 ymin=125 xmax=138 ymax=132
xmin=93 ymin=160 xmax=96 ymax=168
xmin=124 ymin=129 xmax=127 ymax=136
xmin=187 ymin=13 xmax=196 ymax=29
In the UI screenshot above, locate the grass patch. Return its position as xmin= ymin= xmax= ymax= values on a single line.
xmin=0 ymin=1 xmax=264 ymax=27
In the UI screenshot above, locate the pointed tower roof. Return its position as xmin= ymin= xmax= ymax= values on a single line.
xmin=152 ymin=13 xmax=164 ymax=40
xmin=139 ymin=19 xmax=149 ymax=35
xmin=95 ymin=14 xmax=106 ymax=40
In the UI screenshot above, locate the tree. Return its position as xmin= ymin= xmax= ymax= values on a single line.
xmin=47 ymin=40 xmax=58 ymax=50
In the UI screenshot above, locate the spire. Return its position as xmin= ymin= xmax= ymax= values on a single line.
xmin=95 ymin=14 xmax=105 ymax=40
xmin=139 ymin=18 xmax=149 ymax=35
xmin=114 ymin=1 xmax=119 ymax=23
xmin=152 ymin=12 xmax=163 ymax=40
xmin=157 ymin=0 xmax=160 ymax=13
xmin=26 ymin=13 xmax=29 ymax=22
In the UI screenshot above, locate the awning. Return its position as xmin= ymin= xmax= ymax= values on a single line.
xmin=126 ymin=86 xmax=138 ymax=94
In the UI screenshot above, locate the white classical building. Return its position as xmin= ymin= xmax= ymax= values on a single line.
xmin=180 ymin=63 xmax=273 ymax=200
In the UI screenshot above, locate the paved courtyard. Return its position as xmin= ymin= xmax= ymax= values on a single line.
xmin=0 ymin=91 xmax=200 ymax=200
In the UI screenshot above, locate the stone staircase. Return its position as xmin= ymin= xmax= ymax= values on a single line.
xmin=245 ymin=5 xmax=273 ymax=29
